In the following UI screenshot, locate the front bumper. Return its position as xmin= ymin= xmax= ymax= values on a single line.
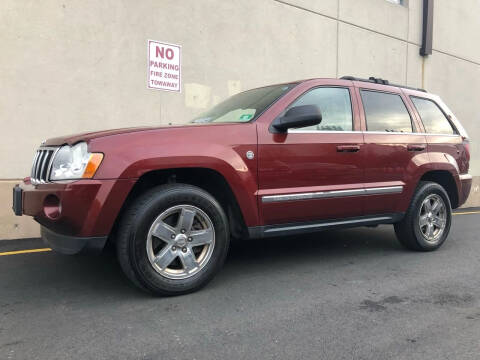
xmin=13 ymin=178 xmax=136 ymax=253
xmin=41 ymin=226 xmax=108 ymax=255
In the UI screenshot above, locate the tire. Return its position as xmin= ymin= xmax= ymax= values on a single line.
xmin=394 ymin=181 xmax=452 ymax=251
xmin=116 ymin=183 xmax=230 ymax=296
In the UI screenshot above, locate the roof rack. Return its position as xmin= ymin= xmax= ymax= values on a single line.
xmin=340 ymin=76 xmax=427 ymax=93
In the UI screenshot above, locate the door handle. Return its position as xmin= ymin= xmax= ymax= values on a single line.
xmin=337 ymin=145 xmax=360 ymax=152
xmin=407 ymin=144 xmax=426 ymax=152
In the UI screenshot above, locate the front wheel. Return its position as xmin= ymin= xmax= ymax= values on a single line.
xmin=116 ymin=184 xmax=230 ymax=296
xmin=394 ymin=181 xmax=452 ymax=251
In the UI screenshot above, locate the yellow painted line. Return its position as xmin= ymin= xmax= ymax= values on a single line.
xmin=453 ymin=211 xmax=480 ymax=216
xmin=0 ymin=248 xmax=52 ymax=256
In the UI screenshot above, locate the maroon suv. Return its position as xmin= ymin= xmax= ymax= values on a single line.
xmin=13 ymin=76 xmax=472 ymax=295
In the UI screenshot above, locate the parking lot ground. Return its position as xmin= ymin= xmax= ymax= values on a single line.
xmin=1 ymin=210 xmax=480 ymax=359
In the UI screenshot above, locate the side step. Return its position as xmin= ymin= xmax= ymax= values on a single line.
xmin=248 ymin=213 xmax=404 ymax=239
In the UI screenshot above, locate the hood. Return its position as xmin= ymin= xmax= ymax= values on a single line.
xmin=42 ymin=124 xmax=195 ymax=146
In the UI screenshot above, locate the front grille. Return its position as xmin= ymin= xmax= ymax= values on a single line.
xmin=31 ymin=147 xmax=57 ymax=184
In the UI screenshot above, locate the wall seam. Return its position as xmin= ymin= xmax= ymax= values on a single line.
xmin=335 ymin=0 xmax=340 ymax=77
xmin=431 ymin=49 xmax=480 ymax=67
xmin=405 ymin=2 xmax=409 ymax=85
xmin=272 ymin=0 xmax=480 ymax=67
xmin=273 ymin=0 xmax=411 ymax=42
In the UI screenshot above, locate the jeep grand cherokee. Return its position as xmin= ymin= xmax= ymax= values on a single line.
xmin=13 ymin=76 xmax=472 ymax=295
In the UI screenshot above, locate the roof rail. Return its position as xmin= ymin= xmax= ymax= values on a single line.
xmin=340 ymin=76 xmax=427 ymax=93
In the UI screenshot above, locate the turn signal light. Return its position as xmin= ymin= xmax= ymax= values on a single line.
xmin=82 ymin=153 xmax=104 ymax=178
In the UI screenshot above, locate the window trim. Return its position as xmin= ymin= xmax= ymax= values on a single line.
xmin=409 ymin=96 xmax=459 ymax=135
xmin=360 ymin=89 xmax=416 ymax=133
xmin=281 ymin=86 xmax=355 ymax=133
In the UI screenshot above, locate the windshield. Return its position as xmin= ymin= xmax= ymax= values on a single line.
xmin=191 ymin=83 xmax=296 ymax=124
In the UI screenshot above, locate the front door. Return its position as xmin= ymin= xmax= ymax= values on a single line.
xmin=257 ymin=85 xmax=365 ymax=225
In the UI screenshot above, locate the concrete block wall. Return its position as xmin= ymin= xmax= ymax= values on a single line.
xmin=1 ymin=0 xmax=479 ymax=239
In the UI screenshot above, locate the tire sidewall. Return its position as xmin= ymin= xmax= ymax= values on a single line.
xmin=128 ymin=185 xmax=229 ymax=294
xmin=411 ymin=183 xmax=452 ymax=251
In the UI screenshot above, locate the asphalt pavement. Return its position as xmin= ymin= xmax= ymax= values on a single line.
xmin=1 ymin=211 xmax=480 ymax=360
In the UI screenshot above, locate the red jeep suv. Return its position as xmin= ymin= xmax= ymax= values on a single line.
xmin=13 ymin=76 xmax=472 ymax=295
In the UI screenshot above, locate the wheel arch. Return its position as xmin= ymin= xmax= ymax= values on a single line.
xmin=419 ymin=170 xmax=459 ymax=209
xmin=110 ymin=167 xmax=250 ymax=244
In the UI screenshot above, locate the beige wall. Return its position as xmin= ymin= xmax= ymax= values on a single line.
xmin=1 ymin=0 xmax=479 ymax=239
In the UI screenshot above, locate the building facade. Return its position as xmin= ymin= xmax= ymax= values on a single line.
xmin=1 ymin=0 xmax=479 ymax=239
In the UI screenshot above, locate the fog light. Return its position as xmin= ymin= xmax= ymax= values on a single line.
xmin=43 ymin=195 xmax=61 ymax=219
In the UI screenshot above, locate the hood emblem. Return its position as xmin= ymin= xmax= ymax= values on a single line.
xmin=246 ymin=150 xmax=254 ymax=160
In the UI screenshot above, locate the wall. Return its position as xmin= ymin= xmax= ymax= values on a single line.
xmin=1 ymin=0 xmax=479 ymax=239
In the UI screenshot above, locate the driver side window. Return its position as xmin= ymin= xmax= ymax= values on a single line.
xmin=288 ymin=87 xmax=353 ymax=131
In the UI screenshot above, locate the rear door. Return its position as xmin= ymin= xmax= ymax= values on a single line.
xmin=257 ymin=81 xmax=365 ymax=225
xmin=355 ymin=83 xmax=428 ymax=215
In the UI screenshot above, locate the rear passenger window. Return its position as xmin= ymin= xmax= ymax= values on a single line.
xmin=361 ymin=90 xmax=413 ymax=133
xmin=288 ymin=87 xmax=353 ymax=131
xmin=411 ymin=97 xmax=456 ymax=135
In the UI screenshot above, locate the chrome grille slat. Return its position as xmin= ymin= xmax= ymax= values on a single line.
xmin=40 ymin=151 xmax=50 ymax=181
xmin=36 ymin=151 xmax=45 ymax=181
xmin=31 ymin=151 xmax=40 ymax=179
xmin=30 ymin=147 xmax=58 ymax=185
xmin=45 ymin=147 xmax=59 ymax=183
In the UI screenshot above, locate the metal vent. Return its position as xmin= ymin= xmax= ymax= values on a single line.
xmin=31 ymin=147 xmax=58 ymax=184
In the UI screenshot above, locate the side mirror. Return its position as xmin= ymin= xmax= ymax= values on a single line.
xmin=271 ymin=105 xmax=322 ymax=133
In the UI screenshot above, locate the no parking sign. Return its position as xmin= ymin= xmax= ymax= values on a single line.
xmin=148 ymin=40 xmax=181 ymax=92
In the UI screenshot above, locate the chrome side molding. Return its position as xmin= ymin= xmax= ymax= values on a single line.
xmin=261 ymin=185 xmax=403 ymax=203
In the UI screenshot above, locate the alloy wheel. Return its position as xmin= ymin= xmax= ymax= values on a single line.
xmin=418 ymin=194 xmax=447 ymax=243
xmin=146 ymin=205 xmax=215 ymax=279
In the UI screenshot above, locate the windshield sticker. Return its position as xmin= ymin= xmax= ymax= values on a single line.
xmin=239 ymin=114 xmax=253 ymax=121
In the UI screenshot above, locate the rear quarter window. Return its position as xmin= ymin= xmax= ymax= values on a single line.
xmin=410 ymin=97 xmax=456 ymax=135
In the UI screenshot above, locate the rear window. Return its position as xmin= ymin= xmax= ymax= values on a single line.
xmin=410 ymin=97 xmax=456 ymax=135
xmin=361 ymin=90 xmax=413 ymax=133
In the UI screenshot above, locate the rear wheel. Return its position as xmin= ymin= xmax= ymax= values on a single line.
xmin=116 ymin=184 xmax=229 ymax=296
xmin=394 ymin=181 xmax=452 ymax=251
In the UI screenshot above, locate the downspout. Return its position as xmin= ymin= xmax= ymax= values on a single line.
xmin=420 ymin=0 xmax=434 ymax=89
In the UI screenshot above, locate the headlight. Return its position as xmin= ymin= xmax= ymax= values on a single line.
xmin=50 ymin=142 xmax=103 ymax=180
